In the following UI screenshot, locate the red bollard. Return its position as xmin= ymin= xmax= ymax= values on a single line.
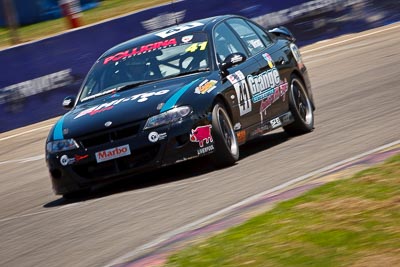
xmin=59 ymin=0 xmax=82 ymax=28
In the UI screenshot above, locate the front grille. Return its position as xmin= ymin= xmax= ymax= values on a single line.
xmin=72 ymin=144 xmax=160 ymax=180
xmin=77 ymin=123 xmax=141 ymax=149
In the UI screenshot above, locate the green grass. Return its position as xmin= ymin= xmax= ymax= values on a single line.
xmin=0 ymin=0 xmax=171 ymax=48
xmin=165 ymin=153 xmax=400 ymax=267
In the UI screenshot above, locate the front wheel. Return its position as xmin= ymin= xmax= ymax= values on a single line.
xmin=283 ymin=75 xmax=314 ymax=136
xmin=210 ymin=103 xmax=239 ymax=167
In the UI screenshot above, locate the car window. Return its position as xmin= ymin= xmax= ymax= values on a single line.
xmin=214 ymin=23 xmax=247 ymax=64
xmin=79 ymin=33 xmax=210 ymax=102
xmin=226 ymin=18 xmax=266 ymax=56
xmin=247 ymin=21 xmax=273 ymax=47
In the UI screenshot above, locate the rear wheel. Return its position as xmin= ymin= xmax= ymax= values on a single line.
xmin=211 ymin=103 xmax=239 ymax=167
xmin=283 ymin=75 xmax=314 ymax=136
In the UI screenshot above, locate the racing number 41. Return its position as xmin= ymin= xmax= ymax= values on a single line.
xmin=186 ymin=41 xmax=208 ymax=53
xmin=234 ymin=80 xmax=252 ymax=116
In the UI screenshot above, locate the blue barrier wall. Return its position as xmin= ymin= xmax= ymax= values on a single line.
xmin=0 ymin=0 xmax=399 ymax=133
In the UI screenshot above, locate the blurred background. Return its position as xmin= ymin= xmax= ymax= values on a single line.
xmin=0 ymin=0 xmax=399 ymax=133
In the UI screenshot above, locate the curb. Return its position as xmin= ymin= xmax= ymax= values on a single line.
xmin=111 ymin=142 xmax=400 ymax=267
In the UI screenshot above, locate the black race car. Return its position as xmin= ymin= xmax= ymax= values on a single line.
xmin=46 ymin=15 xmax=315 ymax=198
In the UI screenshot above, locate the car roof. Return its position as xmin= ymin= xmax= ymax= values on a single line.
xmin=101 ymin=15 xmax=236 ymax=58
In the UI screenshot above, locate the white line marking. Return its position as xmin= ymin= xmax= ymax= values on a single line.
xmin=0 ymin=155 xmax=45 ymax=165
xmin=301 ymin=23 xmax=400 ymax=54
xmin=104 ymin=139 xmax=400 ymax=267
xmin=1 ymin=23 xmax=399 ymax=142
xmin=0 ymin=125 xmax=52 ymax=142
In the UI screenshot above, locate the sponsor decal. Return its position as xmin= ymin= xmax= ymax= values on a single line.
xmin=281 ymin=112 xmax=292 ymax=123
xmin=62 ymin=98 xmax=72 ymax=107
xmin=148 ymin=131 xmax=167 ymax=143
xmin=60 ymin=154 xmax=88 ymax=166
xmin=157 ymin=103 xmax=164 ymax=110
xmin=247 ymin=68 xmax=281 ymax=103
xmin=270 ymin=117 xmax=282 ymax=129
xmin=236 ymin=130 xmax=246 ymax=144
xmin=250 ymin=122 xmax=270 ymax=137
xmin=227 ymin=70 xmax=245 ymax=84
xmin=155 ymin=22 xmax=204 ymax=38
xmin=290 ymin=43 xmax=304 ymax=69
xmin=262 ymin=53 xmax=275 ymax=68
xmin=249 ymin=39 xmax=264 ymax=49
xmin=95 ymin=144 xmax=131 ymax=163
xmin=233 ymin=122 xmax=242 ymax=130
xmin=148 ymin=132 xmax=159 ymax=143
xmin=259 ymin=78 xmax=288 ymax=122
xmin=228 ymin=71 xmax=252 ymax=116
xmin=227 ymin=69 xmax=287 ymax=118
xmin=74 ymin=89 xmax=170 ymax=119
xmin=60 ymin=155 xmax=74 ymax=166
xmin=74 ymin=154 xmax=89 ymax=162
xmin=104 ymin=121 xmax=112 ymax=127
xmin=197 ymin=144 xmax=214 ymax=155
xmin=181 ymin=35 xmax=193 ymax=43
xmin=231 ymin=54 xmax=243 ymax=64
xmin=194 ymin=80 xmax=217 ymax=94
xmin=103 ymin=38 xmax=177 ymax=64
xmin=190 ymin=125 xmax=213 ymax=148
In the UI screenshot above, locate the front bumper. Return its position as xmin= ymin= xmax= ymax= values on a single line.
xmin=46 ymin=116 xmax=213 ymax=195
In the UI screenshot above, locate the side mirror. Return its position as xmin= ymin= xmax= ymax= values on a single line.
xmin=62 ymin=96 xmax=76 ymax=110
xmin=269 ymin=26 xmax=296 ymax=42
xmin=220 ymin=52 xmax=247 ymax=75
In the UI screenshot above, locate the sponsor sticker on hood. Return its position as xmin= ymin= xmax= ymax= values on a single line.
xmin=74 ymin=89 xmax=170 ymax=119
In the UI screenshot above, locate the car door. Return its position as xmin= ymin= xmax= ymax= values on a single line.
xmin=225 ymin=18 xmax=290 ymax=128
xmin=213 ymin=22 xmax=261 ymax=129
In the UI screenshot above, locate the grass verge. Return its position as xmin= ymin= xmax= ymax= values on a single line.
xmin=165 ymin=154 xmax=400 ymax=266
xmin=0 ymin=0 xmax=171 ymax=49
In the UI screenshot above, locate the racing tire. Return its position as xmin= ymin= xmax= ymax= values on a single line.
xmin=211 ymin=102 xmax=239 ymax=167
xmin=283 ymin=75 xmax=314 ymax=136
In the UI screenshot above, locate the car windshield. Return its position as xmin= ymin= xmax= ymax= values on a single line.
xmin=79 ymin=32 xmax=210 ymax=102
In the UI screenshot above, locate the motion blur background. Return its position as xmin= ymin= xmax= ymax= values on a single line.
xmin=0 ymin=0 xmax=399 ymax=133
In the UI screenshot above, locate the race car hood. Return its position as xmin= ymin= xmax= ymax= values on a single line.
xmin=53 ymin=73 xmax=211 ymax=139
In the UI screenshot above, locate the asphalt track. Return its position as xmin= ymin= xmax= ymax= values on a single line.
xmin=1 ymin=23 xmax=399 ymax=267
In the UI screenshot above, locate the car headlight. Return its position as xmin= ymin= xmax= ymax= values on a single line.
xmin=46 ymin=139 xmax=79 ymax=153
xmin=144 ymin=106 xmax=192 ymax=130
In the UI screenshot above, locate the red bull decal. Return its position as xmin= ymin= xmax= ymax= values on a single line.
xmin=103 ymin=38 xmax=177 ymax=64
xmin=190 ymin=125 xmax=213 ymax=148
